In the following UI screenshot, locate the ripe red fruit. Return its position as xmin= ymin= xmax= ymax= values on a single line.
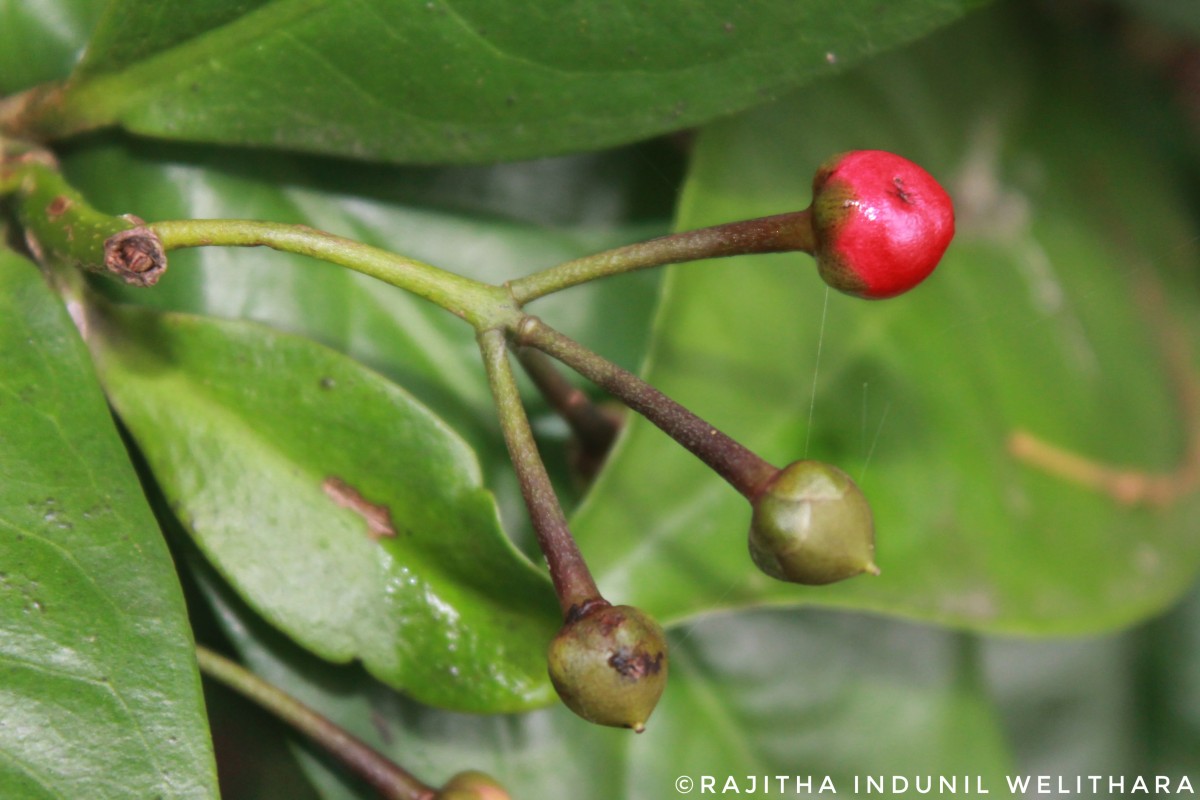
xmin=811 ymin=150 xmax=955 ymax=299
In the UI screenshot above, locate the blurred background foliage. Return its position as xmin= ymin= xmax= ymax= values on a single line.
xmin=3 ymin=0 xmax=1200 ymax=797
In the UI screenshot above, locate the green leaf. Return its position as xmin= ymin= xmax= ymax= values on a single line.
xmin=39 ymin=0 xmax=985 ymax=162
xmin=1138 ymin=584 xmax=1200 ymax=775
xmin=76 ymin=0 xmax=275 ymax=77
xmin=572 ymin=6 xmax=1200 ymax=633
xmin=0 ymin=0 xmax=103 ymax=94
xmin=984 ymin=632 xmax=1141 ymax=777
xmin=0 ymin=251 xmax=218 ymax=798
xmin=84 ymin=298 xmax=561 ymax=712
xmin=982 ymin=580 xmax=1200 ymax=781
xmin=198 ymin=559 xmax=1012 ymax=800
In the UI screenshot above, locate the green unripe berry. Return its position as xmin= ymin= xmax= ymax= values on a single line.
xmin=547 ymin=603 xmax=668 ymax=732
xmin=748 ymin=460 xmax=879 ymax=585
xmin=438 ymin=770 xmax=511 ymax=800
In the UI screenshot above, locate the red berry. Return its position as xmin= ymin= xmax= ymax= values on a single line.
xmin=811 ymin=150 xmax=955 ymax=299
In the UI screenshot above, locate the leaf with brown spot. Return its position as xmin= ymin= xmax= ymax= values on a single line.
xmin=85 ymin=299 xmax=560 ymax=713
xmin=322 ymin=477 xmax=397 ymax=541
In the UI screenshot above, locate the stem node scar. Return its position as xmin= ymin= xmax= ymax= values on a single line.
xmin=104 ymin=223 xmax=167 ymax=287
xmin=45 ymin=194 xmax=72 ymax=219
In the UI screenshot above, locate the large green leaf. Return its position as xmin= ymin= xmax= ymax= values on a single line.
xmin=0 ymin=251 xmax=218 ymax=798
xmin=197 ymin=559 xmax=1012 ymax=800
xmin=27 ymin=0 xmax=986 ymax=162
xmin=572 ymin=6 xmax=1200 ymax=633
xmin=84 ymin=298 xmax=561 ymax=712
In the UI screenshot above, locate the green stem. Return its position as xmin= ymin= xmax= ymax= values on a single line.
xmin=195 ymin=646 xmax=435 ymax=800
xmin=0 ymin=82 xmax=88 ymax=142
xmin=151 ymin=219 xmax=518 ymax=330
xmin=478 ymin=328 xmax=604 ymax=619
xmin=516 ymin=316 xmax=777 ymax=500
xmin=515 ymin=346 xmax=621 ymax=457
xmin=508 ymin=209 xmax=815 ymax=304
xmin=2 ymin=157 xmax=520 ymax=326
xmin=2 ymin=156 xmax=166 ymax=286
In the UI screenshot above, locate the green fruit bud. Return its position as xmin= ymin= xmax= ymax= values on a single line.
xmin=438 ymin=770 xmax=511 ymax=800
xmin=748 ymin=460 xmax=879 ymax=585
xmin=547 ymin=604 xmax=668 ymax=732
